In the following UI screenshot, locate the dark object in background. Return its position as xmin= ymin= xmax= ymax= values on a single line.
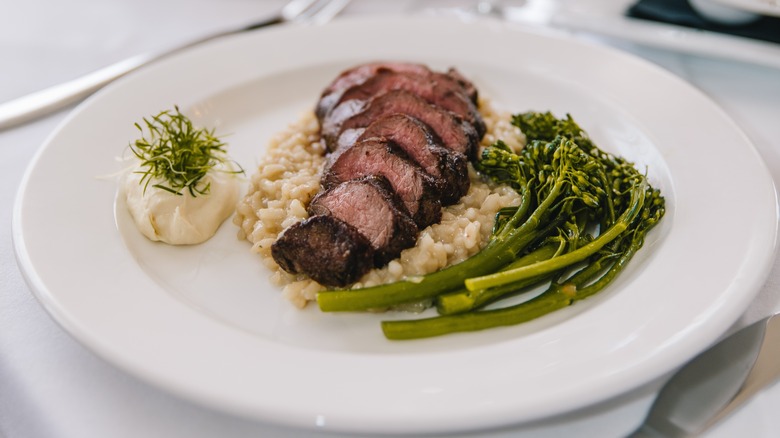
xmin=627 ymin=0 xmax=780 ymax=44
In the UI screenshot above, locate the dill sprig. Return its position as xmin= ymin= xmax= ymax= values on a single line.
xmin=129 ymin=106 xmax=243 ymax=197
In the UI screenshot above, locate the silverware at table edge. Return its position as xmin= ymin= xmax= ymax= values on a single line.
xmin=627 ymin=312 xmax=780 ymax=437
xmin=0 ymin=0 xmax=350 ymax=132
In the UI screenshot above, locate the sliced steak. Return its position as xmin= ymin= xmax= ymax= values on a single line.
xmin=322 ymin=138 xmax=442 ymax=228
xmin=317 ymin=62 xmax=431 ymax=120
xmin=338 ymin=114 xmax=470 ymax=205
xmin=309 ymin=176 xmax=418 ymax=266
xmin=317 ymin=62 xmax=479 ymax=121
xmin=271 ymin=62 xmax=485 ymax=287
xmin=271 ymin=215 xmax=375 ymax=287
xmin=335 ymin=71 xmax=485 ymax=137
xmin=324 ymin=90 xmax=479 ymax=159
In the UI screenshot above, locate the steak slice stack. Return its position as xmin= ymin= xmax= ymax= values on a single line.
xmin=271 ymin=62 xmax=486 ymax=288
xmin=322 ymin=138 xmax=442 ymax=229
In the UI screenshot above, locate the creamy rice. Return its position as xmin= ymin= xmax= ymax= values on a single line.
xmin=233 ymin=98 xmax=524 ymax=308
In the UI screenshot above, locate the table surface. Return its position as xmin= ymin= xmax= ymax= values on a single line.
xmin=2 ymin=1 xmax=780 ymax=437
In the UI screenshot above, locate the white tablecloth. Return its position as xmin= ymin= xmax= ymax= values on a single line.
xmin=2 ymin=1 xmax=779 ymax=437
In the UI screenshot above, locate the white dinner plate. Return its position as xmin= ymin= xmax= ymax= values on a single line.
xmin=13 ymin=17 xmax=778 ymax=434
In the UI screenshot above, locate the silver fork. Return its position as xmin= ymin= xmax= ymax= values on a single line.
xmin=0 ymin=0 xmax=350 ymax=131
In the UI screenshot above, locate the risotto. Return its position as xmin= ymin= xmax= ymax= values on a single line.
xmin=233 ymin=99 xmax=525 ymax=308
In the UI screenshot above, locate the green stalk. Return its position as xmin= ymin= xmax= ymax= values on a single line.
xmin=569 ymin=212 xmax=659 ymax=301
xmin=572 ymin=245 xmax=637 ymax=301
xmin=464 ymin=182 xmax=645 ymax=292
xmin=436 ymin=243 xmax=559 ymax=315
xmin=382 ymin=289 xmax=572 ymax=340
xmin=381 ymin=247 xmax=628 ymax=340
xmin=563 ymin=252 xmax=620 ymax=290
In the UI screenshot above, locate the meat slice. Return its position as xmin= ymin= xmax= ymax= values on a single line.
xmin=316 ymin=62 xmax=479 ymax=120
xmin=338 ymin=114 xmax=470 ymax=205
xmin=335 ymin=71 xmax=485 ymax=137
xmin=317 ymin=62 xmax=432 ymax=120
xmin=309 ymin=176 xmax=418 ymax=266
xmin=271 ymin=215 xmax=375 ymax=287
xmin=323 ymin=90 xmax=479 ymax=160
xmin=446 ymin=67 xmax=478 ymax=104
xmin=322 ymin=138 xmax=442 ymax=228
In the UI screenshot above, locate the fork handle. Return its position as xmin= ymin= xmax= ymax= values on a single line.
xmin=0 ymin=54 xmax=151 ymax=131
xmin=0 ymin=16 xmax=282 ymax=132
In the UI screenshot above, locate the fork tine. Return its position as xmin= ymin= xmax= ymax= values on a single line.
xmin=296 ymin=0 xmax=351 ymax=25
xmin=280 ymin=0 xmax=319 ymax=22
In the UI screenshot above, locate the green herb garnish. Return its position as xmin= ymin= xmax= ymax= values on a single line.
xmin=129 ymin=106 xmax=243 ymax=196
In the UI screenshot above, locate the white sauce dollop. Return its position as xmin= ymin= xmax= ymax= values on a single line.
xmin=123 ymin=164 xmax=239 ymax=245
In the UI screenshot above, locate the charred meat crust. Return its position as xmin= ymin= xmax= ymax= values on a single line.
xmin=322 ymin=138 xmax=442 ymax=228
xmin=446 ymin=67 xmax=478 ymax=103
xmin=271 ymin=215 xmax=375 ymax=287
xmin=308 ymin=175 xmax=418 ymax=266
